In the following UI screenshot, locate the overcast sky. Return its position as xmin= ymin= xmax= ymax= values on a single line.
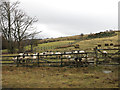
xmin=10 ymin=0 xmax=119 ymax=39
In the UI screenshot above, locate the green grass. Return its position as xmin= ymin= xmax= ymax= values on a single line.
xmin=2 ymin=49 xmax=8 ymax=53
xmin=24 ymin=40 xmax=75 ymax=52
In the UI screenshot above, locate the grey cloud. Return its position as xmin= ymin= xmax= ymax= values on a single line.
xmin=16 ymin=0 xmax=118 ymax=38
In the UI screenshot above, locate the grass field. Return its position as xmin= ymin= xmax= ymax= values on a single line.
xmin=24 ymin=40 xmax=75 ymax=52
xmin=26 ymin=33 xmax=119 ymax=52
xmin=2 ymin=65 xmax=119 ymax=88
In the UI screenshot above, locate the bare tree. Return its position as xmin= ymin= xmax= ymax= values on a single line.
xmin=0 ymin=1 xmax=20 ymax=53
xmin=12 ymin=9 xmax=40 ymax=52
xmin=0 ymin=1 xmax=40 ymax=53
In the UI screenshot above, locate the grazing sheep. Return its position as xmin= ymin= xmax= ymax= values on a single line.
xmin=79 ymin=50 xmax=85 ymax=53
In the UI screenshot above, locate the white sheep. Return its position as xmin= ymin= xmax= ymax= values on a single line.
xmin=46 ymin=51 xmax=54 ymax=55
xmin=103 ymin=51 xmax=107 ymax=53
xmin=32 ymin=53 xmax=38 ymax=59
xmin=12 ymin=53 xmax=25 ymax=64
xmin=19 ymin=53 xmax=24 ymax=56
xmin=40 ymin=52 xmax=44 ymax=55
xmin=63 ymin=55 xmax=71 ymax=59
xmin=79 ymin=50 xmax=85 ymax=53
xmin=73 ymin=50 xmax=79 ymax=53
xmin=65 ymin=52 xmax=72 ymax=54
xmin=55 ymin=51 xmax=61 ymax=54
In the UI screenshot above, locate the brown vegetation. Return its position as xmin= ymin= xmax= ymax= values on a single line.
xmin=2 ymin=65 xmax=119 ymax=88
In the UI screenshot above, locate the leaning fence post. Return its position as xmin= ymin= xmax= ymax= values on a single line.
xmin=37 ymin=53 xmax=39 ymax=67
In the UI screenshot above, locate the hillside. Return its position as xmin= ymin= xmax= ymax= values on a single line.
xmin=28 ymin=30 xmax=119 ymax=53
xmin=39 ymin=30 xmax=117 ymax=43
xmin=2 ymin=30 xmax=119 ymax=53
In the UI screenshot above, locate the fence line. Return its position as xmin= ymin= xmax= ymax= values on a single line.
xmin=1 ymin=48 xmax=120 ymax=67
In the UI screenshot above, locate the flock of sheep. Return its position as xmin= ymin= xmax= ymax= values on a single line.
xmin=12 ymin=50 xmax=108 ymax=66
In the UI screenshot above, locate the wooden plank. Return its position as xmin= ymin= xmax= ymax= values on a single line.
xmin=97 ymin=48 xmax=120 ymax=50
xmin=0 ymin=63 xmax=15 ymax=64
xmin=0 ymin=60 xmax=14 ymax=61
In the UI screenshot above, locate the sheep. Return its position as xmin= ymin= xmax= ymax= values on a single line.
xmin=49 ymin=51 xmax=54 ymax=55
xmin=12 ymin=53 xmax=25 ymax=64
xmin=63 ymin=55 xmax=71 ymax=59
xmin=72 ymin=50 xmax=85 ymax=54
xmin=23 ymin=53 xmax=39 ymax=64
xmin=102 ymin=51 xmax=107 ymax=57
xmin=79 ymin=50 xmax=85 ymax=53
xmin=103 ymin=51 xmax=107 ymax=54
xmin=73 ymin=57 xmax=89 ymax=67
xmin=45 ymin=51 xmax=54 ymax=55
xmin=40 ymin=52 xmax=44 ymax=55
xmin=12 ymin=56 xmax=18 ymax=63
xmin=17 ymin=53 xmax=32 ymax=65
xmin=87 ymin=57 xmax=95 ymax=61
xmin=29 ymin=53 xmax=38 ymax=64
xmin=32 ymin=53 xmax=38 ymax=59
xmin=73 ymin=50 xmax=79 ymax=53
xmin=65 ymin=52 xmax=72 ymax=54
xmin=12 ymin=53 xmax=39 ymax=66
xmin=19 ymin=53 xmax=24 ymax=56
xmin=54 ymin=51 xmax=61 ymax=59
xmin=55 ymin=51 xmax=61 ymax=54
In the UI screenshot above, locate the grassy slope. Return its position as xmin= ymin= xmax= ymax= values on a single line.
xmin=35 ymin=31 xmax=118 ymax=52
xmin=40 ymin=32 xmax=118 ymax=52
xmin=2 ymin=31 xmax=119 ymax=53
xmin=76 ymin=35 xmax=118 ymax=51
xmin=25 ymin=40 xmax=75 ymax=52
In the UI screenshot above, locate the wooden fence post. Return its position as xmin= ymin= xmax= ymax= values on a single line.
xmin=16 ymin=56 xmax=19 ymax=67
xmin=85 ymin=53 xmax=88 ymax=63
xmin=94 ymin=47 xmax=98 ymax=66
xmin=61 ymin=55 xmax=63 ymax=67
xmin=37 ymin=53 xmax=39 ymax=67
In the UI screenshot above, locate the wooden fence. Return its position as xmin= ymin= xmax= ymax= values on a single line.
xmin=1 ymin=47 xmax=120 ymax=67
xmin=1 ymin=52 xmax=95 ymax=67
